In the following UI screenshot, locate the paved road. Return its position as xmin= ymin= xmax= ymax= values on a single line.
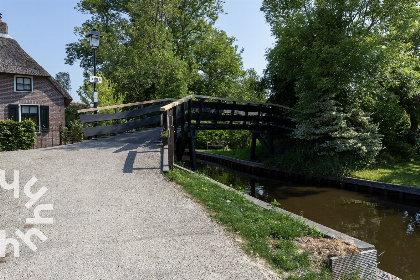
xmin=0 ymin=128 xmax=279 ymax=280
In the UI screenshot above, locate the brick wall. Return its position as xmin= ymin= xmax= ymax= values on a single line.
xmin=0 ymin=73 xmax=65 ymax=148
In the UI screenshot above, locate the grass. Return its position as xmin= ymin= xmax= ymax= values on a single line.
xmin=200 ymin=142 xmax=268 ymax=161
xmin=351 ymin=158 xmax=420 ymax=187
xmin=165 ymin=168 xmax=335 ymax=279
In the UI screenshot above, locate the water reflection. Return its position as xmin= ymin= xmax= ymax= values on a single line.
xmin=193 ymin=162 xmax=420 ymax=279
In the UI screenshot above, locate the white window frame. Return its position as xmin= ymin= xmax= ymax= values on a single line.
xmin=14 ymin=75 xmax=33 ymax=92
xmin=18 ymin=104 xmax=41 ymax=133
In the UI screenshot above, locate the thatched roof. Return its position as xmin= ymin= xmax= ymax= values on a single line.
xmin=0 ymin=37 xmax=50 ymax=76
xmin=0 ymin=36 xmax=72 ymax=105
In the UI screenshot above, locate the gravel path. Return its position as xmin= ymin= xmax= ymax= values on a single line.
xmin=0 ymin=128 xmax=279 ymax=280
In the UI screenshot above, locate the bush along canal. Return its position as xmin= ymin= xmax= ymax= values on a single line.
xmin=184 ymin=161 xmax=420 ymax=280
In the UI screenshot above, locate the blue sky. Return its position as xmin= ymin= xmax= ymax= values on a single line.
xmin=1 ymin=0 xmax=274 ymax=102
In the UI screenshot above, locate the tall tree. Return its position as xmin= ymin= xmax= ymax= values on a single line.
xmin=260 ymin=0 xmax=420 ymax=166
xmin=66 ymin=0 xmax=247 ymax=102
xmin=55 ymin=72 xmax=72 ymax=93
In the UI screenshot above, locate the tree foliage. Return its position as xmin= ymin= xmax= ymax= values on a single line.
xmin=55 ymin=72 xmax=72 ymax=93
xmin=77 ymin=73 xmax=125 ymax=113
xmin=66 ymin=0 xmax=257 ymax=102
xmin=262 ymin=0 xmax=420 ymax=167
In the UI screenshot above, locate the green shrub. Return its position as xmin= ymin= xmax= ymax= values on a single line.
xmin=0 ymin=120 xmax=36 ymax=151
xmin=61 ymin=119 xmax=84 ymax=144
xmin=265 ymin=142 xmax=375 ymax=177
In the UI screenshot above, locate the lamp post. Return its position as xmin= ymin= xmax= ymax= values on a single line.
xmin=88 ymin=28 xmax=101 ymax=113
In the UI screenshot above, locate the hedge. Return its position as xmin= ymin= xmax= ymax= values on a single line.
xmin=0 ymin=119 xmax=36 ymax=152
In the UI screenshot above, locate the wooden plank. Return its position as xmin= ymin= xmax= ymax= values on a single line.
xmin=160 ymin=95 xmax=194 ymax=111
xmin=168 ymin=116 xmax=174 ymax=170
xmin=82 ymin=115 xmax=161 ymax=137
xmin=192 ymin=95 xmax=290 ymax=109
xmin=160 ymin=95 xmax=291 ymax=113
xmin=192 ymin=113 xmax=273 ymax=123
xmin=80 ymin=104 xmax=162 ymax=123
xmin=78 ymin=98 xmax=175 ymax=113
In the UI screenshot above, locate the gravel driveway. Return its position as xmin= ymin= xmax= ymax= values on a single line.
xmin=0 ymin=128 xmax=279 ymax=280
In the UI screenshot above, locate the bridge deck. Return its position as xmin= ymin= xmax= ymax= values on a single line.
xmin=0 ymin=128 xmax=278 ymax=279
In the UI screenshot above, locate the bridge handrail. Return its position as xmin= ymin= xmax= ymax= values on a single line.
xmin=77 ymin=98 xmax=176 ymax=113
xmin=160 ymin=95 xmax=290 ymax=112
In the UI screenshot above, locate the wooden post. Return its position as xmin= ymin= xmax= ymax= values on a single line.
xmin=115 ymin=108 xmax=121 ymax=124
xmin=173 ymin=105 xmax=178 ymax=141
xmin=168 ymin=115 xmax=174 ymax=170
xmin=243 ymin=103 xmax=250 ymax=128
xmin=181 ymin=102 xmax=186 ymax=135
xmin=188 ymin=98 xmax=192 ymax=133
xmin=139 ymin=104 xmax=144 ymax=119
xmin=250 ymin=132 xmax=257 ymax=161
xmin=214 ymin=100 xmax=221 ymax=128
xmin=250 ymin=178 xmax=256 ymax=197
xmin=197 ymin=98 xmax=202 ymax=129
xmin=189 ymin=132 xmax=197 ymax=171
xmin=230 ymin=101 xmax=236 ymax=128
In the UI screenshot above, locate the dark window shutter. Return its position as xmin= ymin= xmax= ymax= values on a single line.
xmin=40 ymin=106 xmax=49 ymax=131
xmin=8 ymin=104 xmax=19 ymax=121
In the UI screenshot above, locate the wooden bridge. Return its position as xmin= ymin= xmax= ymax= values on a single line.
xmin=78 ymin=95 xmax=294 ymax=171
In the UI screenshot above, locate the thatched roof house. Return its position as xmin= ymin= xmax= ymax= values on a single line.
xmin=0 ymin=14 xmax=72 ymax=148
xmin=0 ymin=15 xmax=72 ymax=106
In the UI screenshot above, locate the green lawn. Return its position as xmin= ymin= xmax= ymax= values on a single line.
xmin=351 ymin=158 xmax=420 ymax=187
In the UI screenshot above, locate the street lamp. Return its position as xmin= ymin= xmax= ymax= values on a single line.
xmin=87 ymin=28 xmax=102 ymax=112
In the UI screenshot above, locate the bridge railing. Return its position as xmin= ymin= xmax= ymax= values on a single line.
xmin=160 ymin=95 xmax=294 ymax=170
xmin=77 ymin=98 xmax=175 ymax=137
xmin=161 ymin=95 xmax=292 ymax=132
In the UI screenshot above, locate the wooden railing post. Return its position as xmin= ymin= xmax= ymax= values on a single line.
xmin=168 ymin=114 xmax=174 ymax=170
xmin=197 ymin=98 xmax=203 ymax=129
xmin=188 ymin=98 xmax=192 ymax=133
xmin=173 ymin=105 xmax=178 ymax=141
xmin=230 ymin=101 xmax=236 ymax=128
xmin=214 ymin=99 xmax=221 ymax=128
xmin=115 ymin=108 xmax=121 ymax=124
xmin=181 ymin=102 xmax=186 ymax=135
xmin=243 ymin=103 xmax=250 ymax=128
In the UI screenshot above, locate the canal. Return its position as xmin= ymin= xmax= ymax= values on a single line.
xmin=190 ymin=162 xmax=420 ymax=279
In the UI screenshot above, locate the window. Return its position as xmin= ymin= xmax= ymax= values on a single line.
xmin=21 ymin=105 xmax=39 ymax=128
xmin=14 ymin=76 xmax=33 ymax=92
xmin=8 ymin=104 xmax=49 ymax=132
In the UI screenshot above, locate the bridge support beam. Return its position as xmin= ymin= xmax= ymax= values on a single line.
xmin=250 ymin=131 xmax=274 ymax=161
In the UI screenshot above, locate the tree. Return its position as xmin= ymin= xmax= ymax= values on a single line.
xmin=65 ymin=0 xmax=248 ymax=102
xmin=262 ymin=0 xmax=395 ymax=166
xmin=55 ymin=72 xmax=72 ymax=93
xmin=77 ymin=73 xmax=125 ymax=113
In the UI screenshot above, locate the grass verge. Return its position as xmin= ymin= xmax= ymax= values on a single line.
xmin=165 ymin=168 xmax=334 ymax=279
xmin=351 ymin=158 xmax=420 ymax=187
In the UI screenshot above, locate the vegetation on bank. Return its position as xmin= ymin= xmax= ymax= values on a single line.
xmin=351 ymin=157 xmax=420 ymax=188
xmin=204 ymin=144 xmax=420 ymax=187
xmin=165 ymin=168 xmax=335 ymax=279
